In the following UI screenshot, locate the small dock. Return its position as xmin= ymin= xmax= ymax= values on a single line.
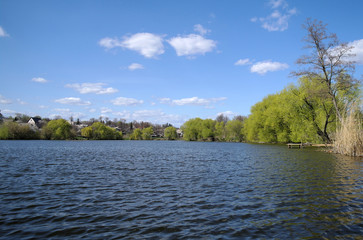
xmin=287 ymin=143 xmax=303 ymax=149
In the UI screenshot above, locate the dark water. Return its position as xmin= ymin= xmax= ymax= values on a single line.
xmin=0 ymin=141 xmax=362 ymax=239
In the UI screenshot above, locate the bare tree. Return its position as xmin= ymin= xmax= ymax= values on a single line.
xmin=292 ymin=18 xmax=358 ymax=122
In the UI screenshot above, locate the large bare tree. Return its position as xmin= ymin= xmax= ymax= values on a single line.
xmin=292 ymin=18 xmax=358 ymax=122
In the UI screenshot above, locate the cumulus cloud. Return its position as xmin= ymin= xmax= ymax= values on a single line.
xmin=0 ymin=26 xmax=9 ymax=37
xmin=168 ymin=34 xmax=216 ymax=57
xmin=128 ymin=63 xmax=144 ymax=71
xmin=0 ymin=95 xmax=12 ymax=104
xmin=235 ymin=58 xmax=251 ymax=66
xmin=194 ymin=24 xmax=211 ymax=35
xmin=250 ymin=61 xmax=289 ymax=75
xmin=252 ymin=0 xmax=296 ymax=32
xmin=348 ymin=39 xmax=363 ymax=64
xmin=160 ymin=96 xmax=226 ymax=107
xmin=55 ymin=97 xmax=91 ymax=106
xmin=111 ymin=97 xmax=144 ymax=106
xmin=32 ymin=77 xmax=48 ymax=83
xmin=99 ymin=33 xmax=164 ymax=58
xmin=66 ymin=83 xmax=118 ymax=94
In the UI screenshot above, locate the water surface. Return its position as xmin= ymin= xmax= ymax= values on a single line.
xmin=0 ymin=140 xmax=362 ymax=239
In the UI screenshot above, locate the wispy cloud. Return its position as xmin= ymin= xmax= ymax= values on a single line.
xmin=128 ymin=63 xmax=144 ymax=71
xmin=160 ymin=96 xmax=226 ymax=107
xmin=114 ymin=109 xmax=185 ymax=126
xmin=235 ymin=58 xmax=251 ymax=66
xmin=0 ymin=26 xmax=9 ymax=37
xmin=66 ymin=83 xmax=118 ymax=94
xmin=0 ymin=95 xmax=12 ymax=104
xmin=99 ymin=33 xmax=164 ymax=58
xmin=55 ymin=97 xmax=91 ymax=106
xmin=194 ymin=24 xmax=211 ymax=36
xmin=111 ymin=97 xmax=144 ymax=106
xmin=32 ymin=77 xmax=48 ymax=83
xmin=250 ymin=60 xmax=288 ymax=75
xmin=51 ymin=108 xmax=86 ymax=119
xmin=252 ymin=0 xmax=296 ymax=32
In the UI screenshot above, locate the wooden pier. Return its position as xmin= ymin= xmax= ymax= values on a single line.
xmin=287 ymin=143 xmax=303 ymax=149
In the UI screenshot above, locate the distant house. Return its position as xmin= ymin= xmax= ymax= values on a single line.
xmin=28 ymin=117 xmax=42 ymax=129
xmin=176 ymin=128 xmax=183 ymax=138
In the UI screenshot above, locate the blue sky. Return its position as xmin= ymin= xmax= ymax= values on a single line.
xmin=1 ymin=0 xmax=362 ymax=126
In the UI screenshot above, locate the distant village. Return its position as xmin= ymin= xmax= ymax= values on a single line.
xmin=0 ymin=111 xmax=183 ymax=140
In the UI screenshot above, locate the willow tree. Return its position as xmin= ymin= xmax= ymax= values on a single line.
xmin=292 ymin=19 xmax=358 ymax=122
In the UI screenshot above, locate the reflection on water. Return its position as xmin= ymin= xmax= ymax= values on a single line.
xmin=0 ymin=140 xmax=362 ymax=239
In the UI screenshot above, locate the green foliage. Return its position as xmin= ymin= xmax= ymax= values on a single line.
xmin=42 ymin=119 xmax=74 ymax=140
xmin=214 ymin=121 xmax=226 ymax=141
xmin=142 ymin=127 xmax=154 ymax=140
xmin=225 ymin=120 xmax=244 ymax=142
xmin=181 ymin=117 xmax=245 ymax=142
xmin=81 ymin=122 xmax=122 ymax=140
xmin=181 ymin=118 xmax=203 ymax=141
xmin=0 ymin=124 xmax=8 ymax=139
xmin=129 ymin=128 xmax=142 ymax=140
xmin=0 ymin=122 xmax=40 ymax=140
xmin=164 ymin=126 xmax=177 ymax=140
xmin=243 ymin=74 xmax=361 ymax=144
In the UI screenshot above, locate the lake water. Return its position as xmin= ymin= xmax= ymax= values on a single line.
xmin=0 ymin=140 xmax=362 ymax=239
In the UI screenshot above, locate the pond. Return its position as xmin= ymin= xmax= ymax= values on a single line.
xmin=0 ymin=140 xmax=362 ymax=239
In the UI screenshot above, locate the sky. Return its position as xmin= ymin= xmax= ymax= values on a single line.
xmin=1 ymin=0 xmax=362 ymax=127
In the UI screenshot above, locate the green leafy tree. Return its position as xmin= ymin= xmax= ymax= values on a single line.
xmin=181 ymin=118 xmax=203 ymax=141
xmin=164 ymin=126 xmax=177 ymax=140
xmin=142 ymin=127 xmax=154 ymax=140
xmin=129 ymin=128 xmax=142 ymax=140
xmin=214 ymin=121 xmax=226 ymax=141
xmin=42 ymin=119 xmax=74 ymax=140
xmin=81 ymin=122 xmax=122 ymax=140
xmin=201 ymin=119 xmax=215 ymax=141
xmin=225 ymin=119 xmax=244 ymax=142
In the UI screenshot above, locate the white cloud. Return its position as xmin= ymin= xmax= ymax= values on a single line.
xmin=160 ymin=96 xmax=226 ymax=107
xmin=1 ymin=109 xmax=16 ymax=115
xmin=348 ymin=39 xmax=363 ymax=64
xmin=66 ymin=83 xmax=118 ymax=94
xmin=111 ymin=97 xmax=144 ymax=106
xmin=17 ymin=99 xmax=27 ymax=105
xmin=235 ymin=58 xmax=251 ymax=66
xmin=0 ymin=95 xmax=12 ymax=104
xmin=55 ymin=97 xmax=91 ymax=106
xmin=31 ymin=77 xmax=48 ymax=83
xmin=217 ymin=111 xmax=236 ymax=118
xmin=101 ymin=107 xmax=112 ymax=114
xmin=0 ymin=26 xmax=9 ymax=37
xmin=128 ymin=63 xmax=144 ymax=71
xmin=252 ymin=0 xmax=296 ymax=32
xmin=250 ymin=61 xmax=289 ymax=75
xmin=98 ymin=37 xmax=122 ymax=49
xmin=114 ymin=109 xmax=185 ymax=126
xmin=194 ymin=24 xmax=210 ymax=35
xmin=99 ymin=33 xmax=164 ymax=58
xmin=269 ymin=0 xmax=288 ymax=9
xmin=168 ymin=34 xmax=216 ymax=57
xmin=51 ymin=108 xmax=86 ymax=119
